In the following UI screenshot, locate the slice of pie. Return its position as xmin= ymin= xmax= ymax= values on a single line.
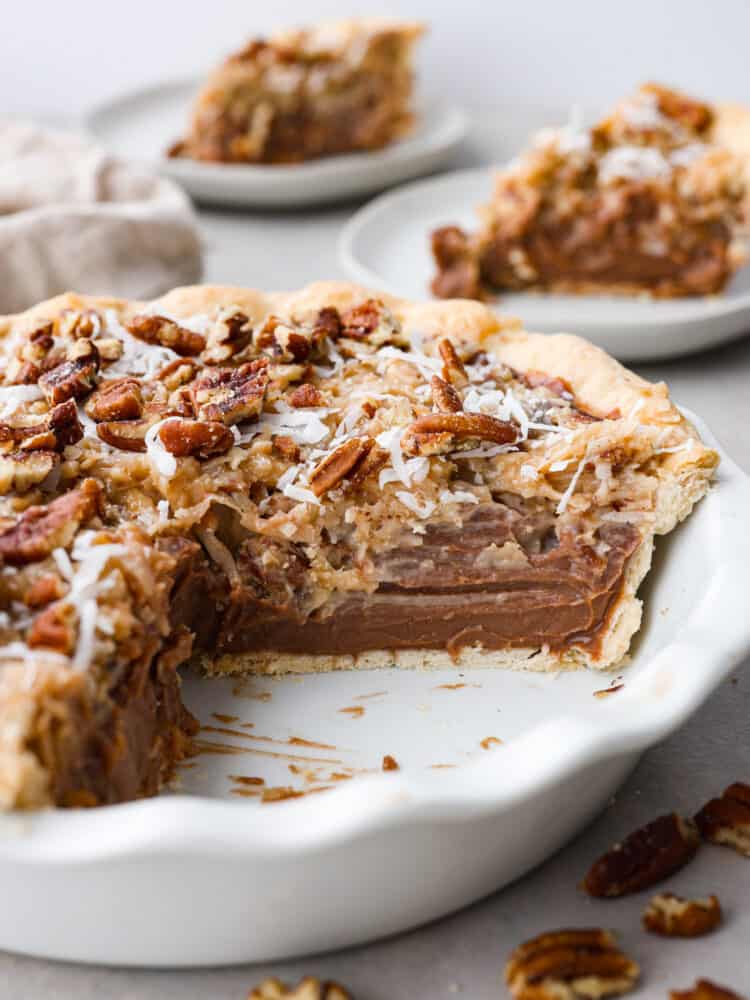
xmin=0 ymin=282 xmax=717 ymax=808
xmin=168 ymin=18 xmax=424 ymax=164
xmin=432 ymin=83 xmax=749 ymax=300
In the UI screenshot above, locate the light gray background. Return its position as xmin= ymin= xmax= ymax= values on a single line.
xmin=3 ymin=3 xmax=750 ymax=997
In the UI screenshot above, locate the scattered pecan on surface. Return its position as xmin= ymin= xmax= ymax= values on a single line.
xmin=309 ymin=437 xmax=376 ymax=497
xmin=203 ymin=308 xmax=253 ymax=364
xmin=272 ymin=435 xmax=300 ymax=463
xmin=345 ymin=444 xmax=388 ymax=489
xmin=190 ymin=359 xmax=269 ymax=425
xmin=27 ymin=602 xmax=77 ymax=655
xmin=642 ymin=893 xmax=722 ymax=938
xmin=127 ymin=314 xmax=206 ymax=357
xmin=247 ymin=977 xmax=351 ymax=1000
xmin=96 ymin=417 xmax=157 ymax=453
xmin=57 ymin=308 xmax=101 ymax=339
xmin=430 ymin=225 xmax=483 ymax=300
xmin=0 ymin=400 xmax=83 ymax=453
xmin=583 ymin=813 xmax=701 ymax=898
xmin=402 ymin=411 xmax=517 ymax=457
xmin=505 ymin=928 xmax=639 ymax=999
xmin=431 ymin=375 xmax=463 ymax=413
xmin=437 ymin=337 xmax=469 ymax=387
xmin=0 ymin=479 xmax=102 ymax=565
xmin=0 ymin=450 xmax=59 ymax=494
xmin=288 ymin=383 xmax=323 ymax=408
xmin=158 ymin=419 xmax=234 ymax=459
xmin=382 ymin=755 xmax=399 ymax=771
xmin=313 ymin=306 xmax=343 ymax=340
xmin=695 ymin=782 xmax=750 ymax=856
xmin=24 ymin=573 xmax=65 ymax=608
xmin=340 ymin=299 xmax=408 ymax=347
xmin=39 ymin=340 xmax=100 ymax=405
xmin=670 ymin=980 xmax=748 ymax=1000
xmin=256 ymin=316 xmax=312 ymax=363
xmin=85 ymin=378 xmax=144 ymax=422
xmin=157 ymin=357 xmax=200 ymax=391
xmin=523 ymin=370 xmax=574 ymax=400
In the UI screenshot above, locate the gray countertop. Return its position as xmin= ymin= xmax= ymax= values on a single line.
xmin=2 ymin=123 xmax=750 ymax=999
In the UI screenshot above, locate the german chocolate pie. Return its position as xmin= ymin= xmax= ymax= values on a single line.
xmin=0 ymin=282 xmax=717 ymax=808
xmin=432 ymin=83 xmax=750 ymax=300
xmin=169 ymin=19 xmax=424 ymax=164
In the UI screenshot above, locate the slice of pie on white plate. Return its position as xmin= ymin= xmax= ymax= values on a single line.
xmin=0 ymin=282 xmax=717 ymax=808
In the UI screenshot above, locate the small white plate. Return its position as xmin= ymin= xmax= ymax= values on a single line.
xmin=85 ymin=79 xmax=467 ymax=208
xmin=339 ymin=167 xmax=750 ymax=362
xmin=0 ymin=415 xmax=748 ymax=967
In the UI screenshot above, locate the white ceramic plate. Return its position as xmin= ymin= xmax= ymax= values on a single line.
xmin=339 ymin=167 xmax=750 ymax=362
xmin=85 ymin=79 xmax=467 ymax=208
xmin=0 ymin=415 xmax=748 ymax=968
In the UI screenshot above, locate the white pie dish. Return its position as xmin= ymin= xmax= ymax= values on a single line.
xmin=339 ymin=167 xmax=750 ymax=362
xmin=0 ymin=412 xmax=747 ymax=968
xmin=85 ymin=79 xmax=467 ymax=208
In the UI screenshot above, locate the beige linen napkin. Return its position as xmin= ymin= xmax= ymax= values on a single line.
xmin=0 ymin=121 xmax=202 ymax=313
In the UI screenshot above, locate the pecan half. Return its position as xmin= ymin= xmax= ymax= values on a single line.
xmin=0 ymin=450 xmax=59 ymax=494
xmin=505 ymin=928 xmax=639 ymax=999
xmin=0 ymin=400 xmax=83 ymax=453
xmin=158 ymin=419 xmax=234 ymax=459
xmin=0 ymin=479 xmax=101 ymax=565
xmin=256 ymin=316 xmax=312 ymax=363
xmin=341 ymin=299 xmax=409 ymax=347
xmin=96 ymin=419 xmax=152 ymax=452
xmin=670 ymin=981 xmax=747 ymax=1000
xmin=288 ymin=383 xmax=323 ymax=408
xmin=643 ymin=893 xmax=722 ymax=937
xmin=402 ymin=412 xmax=518 ymax=456
xmin=157 ymin=357 xmax=200 ymax=391
xmin=346 ymin=444 xmax=388 ymax=488
xmin=203 ymin=308 xmax=253 ymax=364
xmin=248 ymin=977 xmax=351 ymax=1000
xmin=695 ymin=782 xmax=750 ymax=855
xmin=38 ymin=340 xmax=100 ymax=404
xmin=431 ymin=375 xmax=463 ymax=413
xmin=189 ymin=359 xmax=269 ymax=425
xmin=85 ymin=378 xmax=143 ymax=422
xmin=27 ymin=602 xmax=77 ymax=655
xmin=309 ymin=437 xmax=375 ymax=497
xmin=437 ymin=338 xmax=469 ymax=387
xmin=127 ymin=314 xmax=206 ymax=357
xmin=583 ymin=813 xmax=701 ymax=898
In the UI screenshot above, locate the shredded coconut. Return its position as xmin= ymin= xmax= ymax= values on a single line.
xmin=599 ymin=145 xmax=671 ymax=184
xmin=395 ymin=491 xmax=436 ymax=518
xmin=144 ymin=419 xmax=179 ymax=478
xmin=0 ymin=385 xmax=43 ymax=420
xmin=555 ymin=451 xmax=589 ymax=514
xmin=439 ymin=489 xmax=479 ymax=505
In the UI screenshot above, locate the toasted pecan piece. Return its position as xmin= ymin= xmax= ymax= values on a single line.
xmin=402 ymin=411 xmax=518 ymax=456
xmin=346 ymin=444 xmax=388 ymax=488
xmin=97 ymin=418 xmax=152 ymax=452
xmin=0 ymin=400 xmax=83 ymax=453
xmin=0 ymin=479 xmax=102 ymax=565
xmin=288 ymin=383 xmax=324 ymax=408
xmin=256 ymin=316 xmax=312 ymax=363
xmin=642 ymin=82 xmax=714 ymax=134
xmin=158 ymin=418 xmax=234 ymax=459
xmin=85 ymin=378 xmax=144 ymax=422
xmin=273 ymin=434 xmax=300 ymax=463
xmin=0 ymin=450 xmax=59 ymax=494
xmin=127 ymin=314 xmax=206 ymax=357
xmin=437 ymin=337 xmax=469 ymax=387
xmin=431 ymin=225 xmax=483 ymax=300
xmin=341 ymin=299 xmax=408 ymax=347
xmin=157 ymin=357 xmax=200 ymax=391
xmin=27 ymin=601 xmax=77 ymax=655
xmin=190 ymin=359 xmax=269 ymax=425
xmin=671 ymin=980 xmax=747 ymax=1000
xmin=38 ymin=340 xmax=100 ymax=405
xmin=309 ymin=437 xmax=375 ymax=497
xmin=431 ymin=375 xmax=463 ymax=413
xmin=56 ymin=308 xmax=101 ymax=340
xmin=24 ymin=573 xmax=66 ymax=608
xmin=523 ymin=370 xmax=575 ymax=400
xmin=643 ymin=893 xmax=722 ymax=938
xmin=505 ymin=928 xmax=639 ymax=999
xmin=203 ymin=308 xmax=253 ymax=364
xmin=248 ymin=977 xmax=351 ymax=1000
xmin=313 ymin=306 xmax=343 ymax=341
xmin=583 ymin=813 xmax=700 ymax=898
xmin=695 ymin=782 xmax=750 ymax=855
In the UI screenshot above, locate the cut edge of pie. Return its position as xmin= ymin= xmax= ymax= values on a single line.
xmin=0 ymin=281 xmax=718 ymax=808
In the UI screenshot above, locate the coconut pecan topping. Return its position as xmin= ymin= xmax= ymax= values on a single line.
xmin=158 ymin=419 xmax=234 ymax=459
xmin=0 ymin=450 xmax=59 ymax=494
xmin=85 ymin=378 xmax=144 ymax=422
xmin=27 ymin=602 xmax=77 ymax=655
xmin=695 ymin=782 xmax=750 ymax=855
xmin=403 ymin=411 xmax=518 ymax=456
xmin=670 ymin=981 xmax=747 ymax=1000
xmin=437 ymin=337 xmax=469 ymax=387
xmin=431 ymin=375 xmax=463 ymax=413
xmin=127 ymin=314 xmax=206 ymax=357
xmin=643 ymin=893 xmax=722 ymax=937
xmin=505 ymin=928 xmax=639 ymax=999
xmin=38 ymin=340 xmax=100 ymax=405
xmin=340 ymin=299 xmax=409 ymax=347
xmin=0 ymin=478 xmax=102 ymax=565
xmin=309 ymin=436 xmax=376 ymax=497
xmin=0 ymin=400 xmax=83 ymax=453
xmin=189 ymin=359 xmax=269 ymax=425
xmin=247 ymin=977 xmax=351 ymax=1000
xmin=583 ymin=813 xmax=701 ymax=898
xmin=203 ymin=308 xmax=253 ymax=365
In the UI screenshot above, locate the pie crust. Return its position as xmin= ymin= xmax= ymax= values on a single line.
xmin=0 ymin=282 xmax=717 ymax=808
